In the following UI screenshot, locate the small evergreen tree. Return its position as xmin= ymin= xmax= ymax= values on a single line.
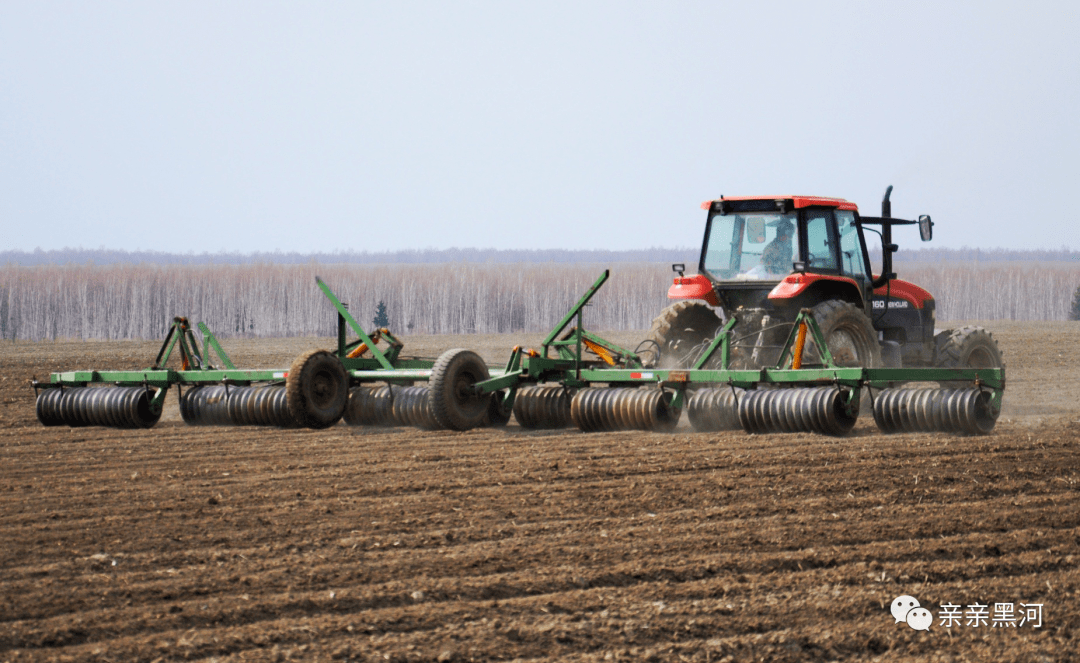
xmin=373 ymin=300 xmax=390 ymax=328
xmin=1070 ymin=285 xmax=1080 ymax=321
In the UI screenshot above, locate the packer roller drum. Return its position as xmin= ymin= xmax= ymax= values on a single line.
xmin=872 ymin=387 xmax=997 ymax=435
xmin=343 ymin=386 xmax=396 ymax=426
xmin=686 ymin=388 xmax=743 ymax=432
xmin=36 ymin=386 xmax=161 ymax=429
xmin=512 ymin=385 xmax=573 ymax=429
xmin=570 ymin=387 xmax=681 ymax=433
xmin=389 ymin=385 xmax=441 ymax=430
xmin=179 ymin=385 xmax=232 ymax=426
xmin=179 ymin=385 xmax=295 ymax=427
xmin=737 ymin=387 xmax=858 ymax=437
xmin=227 ymin=385 xmax=296 ymax=427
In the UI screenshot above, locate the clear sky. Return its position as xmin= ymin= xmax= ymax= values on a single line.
xmin=2 ymin=2 xmax=1077 ymax=254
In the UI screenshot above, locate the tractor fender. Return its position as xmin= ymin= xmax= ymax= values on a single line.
xmin=667 ymin=274 xmax=719 ymax=306
xmin=768 ymin=273 xmax=862 ymax=304
xmin=872 ymin=278 xmax=934 ymax=309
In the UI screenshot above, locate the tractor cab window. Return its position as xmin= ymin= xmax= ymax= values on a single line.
xmin=703 ymin=211 xmax=799 ymax=280
xmin=836 ymin=210 xmax=869 ymax=280
xmin=804 ymin=209 xmax=838 ymax=271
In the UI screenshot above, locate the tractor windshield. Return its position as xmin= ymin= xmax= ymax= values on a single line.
xmin=703 ymin=211 xmax=799 ymax=280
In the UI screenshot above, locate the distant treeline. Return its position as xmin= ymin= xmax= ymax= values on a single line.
xmin=2 ymin=260 xmax=1078 ymax=342
xmin=6 ymin=245 xmax=1079 ymax=267
xmin=876 ymin=247 xmax=1080 ymax=264
xmin=897 ymin=263 xmax=1079 ymax=321
xmin=0 ymin=263 xmax=675 ymax=341
xmin=1 ymin=247 xmax=699 ymax=267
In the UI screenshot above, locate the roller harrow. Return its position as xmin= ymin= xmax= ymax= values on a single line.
xmin=33 ymin=278 xmax=451 ymax=430
xmin=476 ymin=272 xmax=1004 ymax=436
xmin=34 ymin=271 xmax=1005 ymax=436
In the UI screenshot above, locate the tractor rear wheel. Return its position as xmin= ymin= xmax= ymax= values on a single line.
xmin=934 ymin=326 xmax=1003 ymax=386
xmin=806 ymin=300 xmax=881 ymax=368
xmin=640 ymin=301 xmax=722 ymax=368
xmin=287 ymin=349 xmax=349 ymax=428
xmin=429 ymin=348 xmax=492 ymax=431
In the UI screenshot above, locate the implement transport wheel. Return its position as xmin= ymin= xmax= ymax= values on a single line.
xmin=486 ymin=390 xmax=512 ymax=427
xmin=286 ymin=349 xmax=349 ymax=428
xmin=640 ymin=301 xmax=722 ymax=368
xmin=807 ymin=300 xmax=881 ymax=368
xmin=935 ymin=326 xmax=1004 ymax=386
xmin=429 ymin=348 xmax=492 ymax=431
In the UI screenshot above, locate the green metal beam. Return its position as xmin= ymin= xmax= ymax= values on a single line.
xmin=541 ymin=270 xmax=609 ymax=356
xmin=152 ymin=319 xmax=185 ymax=369
xmin=198 ymin=322 xmax=236 ymax=370
xmin=692 ymin=317 xmax=738 ymax=370
xmin=315 ymin=276 xmax=394 ymax=370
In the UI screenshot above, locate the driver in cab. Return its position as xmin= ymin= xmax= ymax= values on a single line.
xmin=761 ymin=219 xmax=794 ymax=276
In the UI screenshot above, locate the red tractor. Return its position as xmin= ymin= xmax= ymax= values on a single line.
xmin=642 ymin=186 xmax=1003 ymax=374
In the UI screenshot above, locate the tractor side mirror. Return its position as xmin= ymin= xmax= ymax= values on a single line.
xmin=672 ymin=263 xmax=685 ymax=276
xmin=918 ymin=214 xmax=933 ymax=241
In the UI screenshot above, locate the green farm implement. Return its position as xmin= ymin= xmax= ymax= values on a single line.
xmin=34 ymin=277 xmax=474 ymax=430
xmin=476 ymin=270 xmax=1003 ymax=436
xmin=34 ymin=271 xmax=1005 ymax=436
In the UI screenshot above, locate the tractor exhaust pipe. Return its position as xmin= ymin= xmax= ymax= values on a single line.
xmin=872 ymin=185 xmax=898 ymax=289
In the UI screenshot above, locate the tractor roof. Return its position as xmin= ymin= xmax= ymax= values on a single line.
xmin=699 ymin=196 xmax=859 ymax=211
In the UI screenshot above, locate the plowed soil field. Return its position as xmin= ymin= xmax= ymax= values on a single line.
xmin=2 ymin=322 xmax=1079 ymax=662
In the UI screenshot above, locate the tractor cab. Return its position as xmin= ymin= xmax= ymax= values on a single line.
xmin=690 ymin=196 xmax=875 ymax=312
xmin=672 ymin=191 xmax=934 ymax=315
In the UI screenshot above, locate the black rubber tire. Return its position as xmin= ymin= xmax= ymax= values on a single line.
xmin=429 ymin=348 xmax=491 ymax=431
xmin=806 ymin=300 xmax=881 ymax=368
xmin=935 ymin=326 xmax=1004 ymax=369
xmin=640 ymin=301 xmax=722 ymax=368
xmin=286 ymin=349 xmax=349 ymax=429
xmin=485 ymin=390 xmax=512 ymax=427
xmin=934 ymin=326 xmax=1004 ymax=386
